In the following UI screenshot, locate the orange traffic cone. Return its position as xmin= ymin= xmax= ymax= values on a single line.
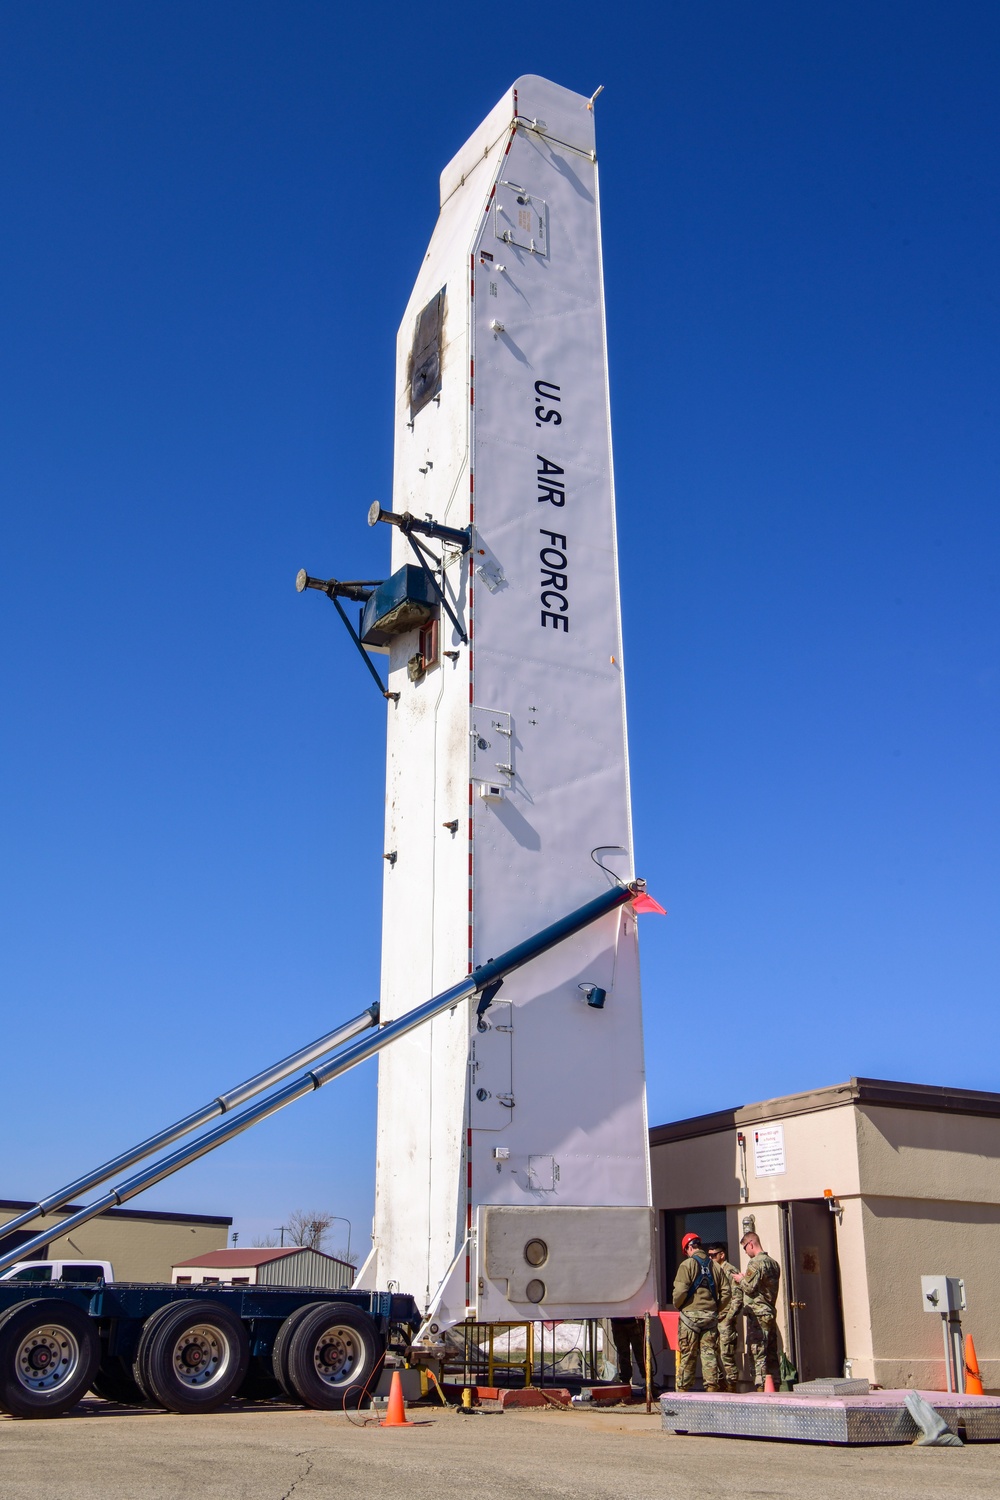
xmin=965 ymin=1335 xmax=984 ymax=1396
xmin=763 ymin=1373 xmax=776 ymax=1393
xmin=380 ymin=1370 xmax=413 ymax=1427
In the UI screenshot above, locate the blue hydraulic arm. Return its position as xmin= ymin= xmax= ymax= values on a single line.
xmin=0 ymin=881 xmax=642 ymax=1275
xmin=0 ymin=1006 xmax=378 ymax=1253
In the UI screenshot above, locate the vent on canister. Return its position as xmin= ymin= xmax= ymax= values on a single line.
xmin=524 ymin=1239 xmax=548 ymax=1268
xmin=525 ymin=1279 xmax=545 ymax=1304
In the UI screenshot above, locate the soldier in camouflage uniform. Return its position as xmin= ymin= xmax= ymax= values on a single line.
xmin=738 ymin=1231 xmax=781 ymax=1390
xmin=707 ymin=1243 xmax=743 ymax=1392
xmin=671 ymin=1232 xmax=729 ymax=1392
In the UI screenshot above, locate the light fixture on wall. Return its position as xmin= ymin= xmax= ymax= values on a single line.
xmin=737 ymin=1132 xmax=749 ymax=1203
xmin=578 ymin=982 xmax=607 ymax=1009
xmin=824 ymin=1188 xmax=843 ymax=1223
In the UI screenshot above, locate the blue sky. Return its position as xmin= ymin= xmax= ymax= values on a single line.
xmin=2 ymin=3 xmax=997 ymax=1254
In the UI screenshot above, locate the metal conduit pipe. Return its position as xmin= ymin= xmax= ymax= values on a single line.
xmin=0 ymin=882 xmax=638 ymax=1275
xmin=0 ymin=1006 xmax=378 ymax=1250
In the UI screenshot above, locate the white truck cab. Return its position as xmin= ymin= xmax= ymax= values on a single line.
xmin=0 ymin=1259 xmax=113 ymax=1284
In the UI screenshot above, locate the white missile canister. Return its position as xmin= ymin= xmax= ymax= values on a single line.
xmin=353 ymin=76 xmax=657 ymax=1332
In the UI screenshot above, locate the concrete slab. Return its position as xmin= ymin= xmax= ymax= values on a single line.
xmin=2 ymin=1400 xmax=1000 ymax=1499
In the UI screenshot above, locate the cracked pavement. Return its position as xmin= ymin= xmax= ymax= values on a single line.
xmin=1 ymin=1399 xmax=998 ymax=1498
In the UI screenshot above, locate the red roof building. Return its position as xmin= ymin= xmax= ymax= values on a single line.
xmin=171 ymin=1245 xmax=354 ymax=1290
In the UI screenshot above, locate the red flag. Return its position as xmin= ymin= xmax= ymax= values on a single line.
xmin=631 ymin=892 xmax=666 ymax=915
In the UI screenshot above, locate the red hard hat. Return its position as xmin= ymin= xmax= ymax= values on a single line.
xmin=681 ymin=1233 xmax=701 ymax=1252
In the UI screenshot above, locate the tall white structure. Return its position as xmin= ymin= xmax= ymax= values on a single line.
xmin=355 ymin=76 xmax=656 ymax=1332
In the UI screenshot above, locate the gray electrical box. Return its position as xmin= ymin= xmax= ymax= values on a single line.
xmin=920 ymin=1275 xmax=966 ymax=1314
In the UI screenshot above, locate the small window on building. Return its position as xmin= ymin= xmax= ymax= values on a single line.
xmin=231 ymin=1277 xmax=250 ymax=1285
xmin=202 ymin=1277 xmax=220 ymax=1285
xmin=407 ymin=613 xmax=440 ymax=683
xmin=418 ymin=616 xmax=438 ymax=671
xmin=175 ymin=1276 xmax=192 ymax=1284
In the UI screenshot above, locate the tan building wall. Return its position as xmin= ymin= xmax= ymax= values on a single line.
xmin=0 ymin=1202 xmax=230 ymax=1282
xmin=650 ymin=1079 xmax=1000 ymax=1392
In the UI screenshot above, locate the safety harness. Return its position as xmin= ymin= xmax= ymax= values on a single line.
xmin=682 ymin=1254 xmax=719 ymax=1306
xmin=679 ymin=1253 xmax=719 ymax=1331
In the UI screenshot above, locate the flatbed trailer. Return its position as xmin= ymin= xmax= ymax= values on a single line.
xmin=0 ymin=1279 xmax=419 ymax=1418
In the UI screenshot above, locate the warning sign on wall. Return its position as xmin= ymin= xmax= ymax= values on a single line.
xmin=752 ymin=1124 xmax=786 ymax=1177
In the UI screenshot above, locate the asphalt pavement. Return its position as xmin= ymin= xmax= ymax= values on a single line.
xmin=0 ymin=1399 xmax=996 ymax=1499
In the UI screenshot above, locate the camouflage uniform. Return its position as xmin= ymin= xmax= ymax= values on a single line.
xmin=672 ymin=1252 xmax=729 ymax=1392
xmin=740 ymin=1250 xmax=781 ymax=1388
xmin=715 ymin=1258 xmax=743 ymax=1391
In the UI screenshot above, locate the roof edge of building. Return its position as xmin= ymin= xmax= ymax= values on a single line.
xmin=650 ymin=1076 xmax=1000 ymax=1144
xmin=0 ymin=1199 xmax=232 ymax=1228
xmin=173 ymin=1246 xmax=356 ymax=1271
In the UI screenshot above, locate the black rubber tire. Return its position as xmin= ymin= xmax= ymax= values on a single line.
xmin=283 ymin=1302 xmax=383 ymax=1410
xmin=130 ymin=1301 xmax=182 ymax=1405
xmin=90 ymin=1355 xmax=148 ymax=1407
xmin=271 ymin=1302 xmax=328 ymax=1401
xmin=0 ymin=1300 xmax=100 ymax=1419
xmin=133 ymin=1301 xmax=250 ymax=1415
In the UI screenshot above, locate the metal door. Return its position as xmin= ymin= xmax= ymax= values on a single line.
xmin=786 ymin=1200 xmax=845 ymax=1381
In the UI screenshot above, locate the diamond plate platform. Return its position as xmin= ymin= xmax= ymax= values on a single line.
xmin=659 ymin=1390 xmax=1000 ymax=1444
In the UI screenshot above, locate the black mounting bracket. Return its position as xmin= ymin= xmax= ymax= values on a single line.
xmin=368 ymin=503 xmax=472 ymax=552
xmin=295 ymin=570 xmax=400 ymax=703
xmin=404 ymin=533 xmax=469 ymax=646
xmin=475 ymin=977 xmax=504 ymax=1019
xmin=367 ymin=503 xmax=470 ymax=647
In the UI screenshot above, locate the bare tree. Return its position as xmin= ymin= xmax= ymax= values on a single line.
xmin=250 ymin=1233 xmax=280 ymax=1248
xmin=285 ymin=1210 xmax=334 ymax=1250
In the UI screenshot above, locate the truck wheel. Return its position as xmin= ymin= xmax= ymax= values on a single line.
xmin=134 ymin=1302 xmax=249 ymax=1414
xmin=0 ymin=1300 xmax=100 ymax=1418
xmin=130 ymin=1301 xmax=181 ymax=1404
xmin=271 ymin=1302 xmax=327 ymax=1401
xmin=284 ymin=1303 xmax=384 ymax=1410
xmin=91 ymin=1356 xmax=147 ymax=1407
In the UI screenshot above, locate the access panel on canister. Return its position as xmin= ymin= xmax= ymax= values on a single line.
xmin=408 ymin=287 xmax=445 ymax=418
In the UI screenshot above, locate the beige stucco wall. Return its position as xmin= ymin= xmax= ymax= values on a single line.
xmin=0 ymin=1211 xmax=229 ymax=1282
xmin=860 ymin=1196 xmax=1000 ymax=1390
xmin=650 ymin=1104 xmax=860 ymax=1213
xmin=830 ymin=1196 xmax=874 ymax=1376
xmin=649 ymin=1130 xmax=742 ymax=1214
xmin=857 ymin=1105 xmax=1000 ymax=1204
xmin=855 ymin=1106 xmax=1000 ymax=1388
